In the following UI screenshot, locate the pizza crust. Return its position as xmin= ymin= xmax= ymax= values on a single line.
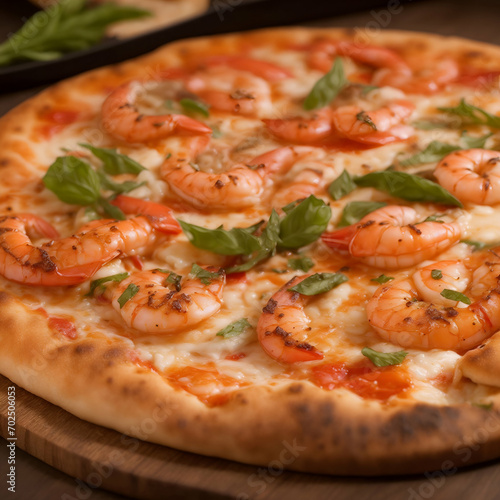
xmin=2 ymin=27 xmax=500 ymax=474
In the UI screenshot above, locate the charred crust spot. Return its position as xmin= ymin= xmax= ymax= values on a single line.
xmin=288 ymin=384 xmax=303 ymax=394
xmin=0 ymin=159 xmax=9 ymax=167
xmin=103 ymin=347 xmax=124 ymax=359
xmin=339 ymin=266 xmax=350 ymax=273
xmin=214 ymin=180 xmax=225 ymax=189
xmin=177 ymin=418 xmax=187 ymax=429
xmin=171 ymin=299 xmax=183 ymax=312
xmin=262 ymin=298 xmax=278 ymax=314
xmin=74 ymin=343 xmax=94 ymax=355
xmin=106 ymin=377 xmax=113 ymax=384
xmin=135 ymin=114 xmax=144 ymax=122
xmin=109 ymin=226 xmax=119 ymax=232
xmin=278 ymin=313 xmax=284 ymax=318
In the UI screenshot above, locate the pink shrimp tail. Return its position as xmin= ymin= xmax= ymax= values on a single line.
xmin=111 ymin=195 xmax=181 ymax=235
xmin=322 ymin=225 xmax=357 ymax=250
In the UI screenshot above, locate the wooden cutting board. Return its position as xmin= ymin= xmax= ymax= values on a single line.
xmin=3 ymin=373 xmax=500 ymax=500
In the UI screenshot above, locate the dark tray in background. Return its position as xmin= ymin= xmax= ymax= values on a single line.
xmin=0 ymin=0 xmax=419 ymax=92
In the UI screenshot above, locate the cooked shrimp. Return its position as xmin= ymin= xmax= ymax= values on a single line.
xmin=373 ymin=59 xmax=459 ymax=94
xmin=322 ymin=205 xmax=462 ymax=269
xmin=263 ymin=108 xmax=334 ymax=144
xmin=308 ymin=40 xmax=409 ymax=73
xmin=185 ymin=66 xmax=273 ymax=116
xmin=101 ymin=81 xmax=212 ymax=143
xmin=111 ymin=267 xmax=225 ymax=333
xmin=0 ymin=214 xmax=166 ymax=286
xmin=366 ymin=257 xmax=500 ymax=351
xmin=434 ymin=149 xmax=500 ymax=205
xmin=331 ymin=100 xmax=415 ymax=145
xmin=200 ymin=55 xmax=292 ymax=82
xmin=257 ymin=275 xmax=324 ymax=363
xmin=162 ymin=137 xmax=314 ymax=210
xmin=273 ymin=167 xmax=326 ymax=208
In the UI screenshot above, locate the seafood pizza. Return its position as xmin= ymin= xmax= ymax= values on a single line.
xmin=2 ymin=28 xmax=500 ymax=475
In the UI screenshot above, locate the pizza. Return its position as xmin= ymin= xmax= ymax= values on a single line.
xmin=30 ymin=0 xmax=209 ymax=37
xmin=2 ymin=27 xmax=500 ymax=476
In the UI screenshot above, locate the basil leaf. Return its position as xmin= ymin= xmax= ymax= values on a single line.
xmin=361 ymin=347 xmax=408 ymax=367
xmin=211 ymin=125 xmax=223 ymax=138
xmin=180 ymin=98 xmax=210 ymax=118
xmin=96 ymin=197 xmax=126 ymax=220
xmin=303 ymin=57 xmax=347 ymax=110
xmin=356 ymin=111 xmax=377 ymax=130
xmin=179 ymin=220 xmax=262 ymax=256
xmin=288 ymin=256 xmax=314 ymax=272
xmin=438 ymin=99 xmax=500 ymax=128
xmin=86 ymin=272 xmax=129 ymax=297
xmin=279 ymin=195 xmax=331 ymax=249
xmin=328 ymin=169 xmax=357 ymax=201
xmin=371 ymin=274 xmax=394 ymax=285
xmin=440 ymin=289 xmax=471 ymax=305
xmin=431 ymin=269 xmax=443 ymax=280
xmin=117 ymin=283 xmax=140 ymax=309
xmin=0 ymin=1 xmax=150 ymax=67
xmin=355 ymin=171 xmax=462 ymax=207
xmin=337 ymin=201 xmax=387 ymax=228
xmin=288 ymin=272 xmax=348 ymax=296
xmin=461 ymin=132 xmax=493 ymax=149
xmin=461 ymin=239 xmax=487 ymax=251
xmin=216 ymin=318 xmax=251 ymax=338
xmin=228 ymin=210 xmax=281 ymax=273
xmin=473 ymin=402 xmax=494 ymax=410
xmin=80 ymin=144 xmax=145 ymax=175
xmin=281 ymin=199 xmax=302 ymax=214
xmin=98 ymin=171 xmax=145 ymax=194
xmin=43 ymin=156 xmax=101 ymax=205
xmin=399 ymin=141 xmax=461 ymax=167
xmin=189 ymin=263 xmax=222 ymax=285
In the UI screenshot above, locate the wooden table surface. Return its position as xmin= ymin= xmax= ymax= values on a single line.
xmin=2 ymin=0 xmax=500 ymax=499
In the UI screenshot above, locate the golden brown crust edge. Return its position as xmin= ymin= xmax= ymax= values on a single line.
xmin=2 ymin=28 xmax=500 ymax=475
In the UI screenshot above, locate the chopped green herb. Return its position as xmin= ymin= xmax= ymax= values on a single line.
xmin=431 ymin=269 xmax=443 ymax=280
xmin=473 ymin=402 xmax=494 ymax=410
xmin=86 ymin=272 xmax=129 ymax=297
xmin=422 ymin=214 xmax=445 ymax=223
xmin=440 ymin=289 xmax=471 ymax=305
xmin=361 ymin=347 xmax=408 ymax=367
xmin=216 ymin=318 xmax=251 ymax=338
xmin=371 ymin=274 xmax=394 ymax=285
xmin=271 ymin=268 xmax=288 ymax=274
xmin=288 ymin=272 xmax=348 ymax=296
xmin=288 ymin=256 xmax=314 ymax=272
xmin=156 ymin=269 xmax=183 ymax=291
xmin=180 ymin=98 xmax=210 ymax=118
xmin=189 ymin=263 xmax=222 ymax=285
xmin=361 ymin=84 xmax=379 ymax=95
xmin=461 ymin=239 xmax=487 ymax=251
xmin=117 ymin=283 xmax=140 ymax=309
xmin=412 ymin=120 xmax=449 ymax=130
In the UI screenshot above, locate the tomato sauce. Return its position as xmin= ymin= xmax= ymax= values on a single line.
xmin=48 ymin=316 xmax=78 ymax=340
xmin=38 ymin=109 xmax=80 ymax=139
xmin=311 ymin=360 xmax=412 ymax=401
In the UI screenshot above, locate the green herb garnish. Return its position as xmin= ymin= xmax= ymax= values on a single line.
xmin=216 ymin=318 xmax=251 ymax=338
xmin=440 ymin=289 xmax=471 ymax=305
xmin=117 ymin=283 xmax=140 ymax=309
xmin=288 ymin=272 xmax=348 ymax=296
xmin=87 ymin=272 xmax=129 ymax=297
xmin=361 ymin=347 xmax=408 ymax=367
